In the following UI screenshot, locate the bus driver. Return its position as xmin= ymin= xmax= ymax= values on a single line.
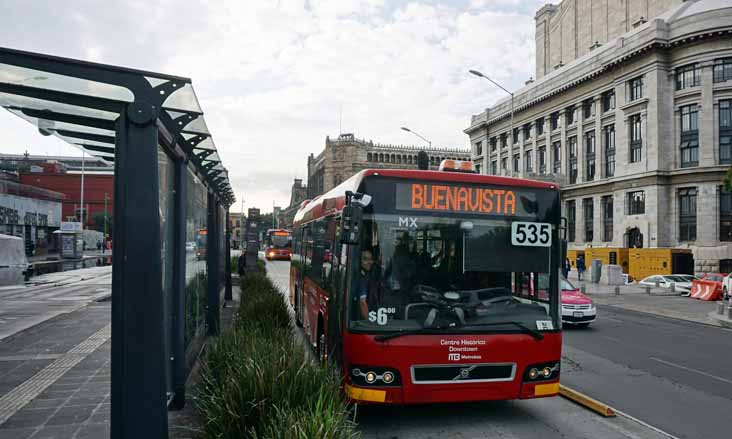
xmin=355 ymin=249 xmax=383 ymax=320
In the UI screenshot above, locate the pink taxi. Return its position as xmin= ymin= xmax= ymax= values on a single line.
xmin=560 ymin=277 xmax=596 ymax=327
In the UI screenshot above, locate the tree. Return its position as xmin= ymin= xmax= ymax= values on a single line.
xmin=91 ymin=211 xmax=112 ymax=236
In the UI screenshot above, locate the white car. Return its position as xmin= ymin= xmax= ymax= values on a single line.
xmin=723 ymin=273 xmax=732 ymax=300
xmin=638 ymin=275 xmax=694 ymax=294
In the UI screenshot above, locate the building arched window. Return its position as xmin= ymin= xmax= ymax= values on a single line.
xmin=379 ymin=153 xmax=384 ymax=162
xmin=367 ymin=153 xmax=372 ymax=161
xmin=397 ymin=155 xmax=402 ymax=164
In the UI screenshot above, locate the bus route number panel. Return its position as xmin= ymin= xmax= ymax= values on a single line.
xmin=511 ymin=222 xmax=551 ymax=247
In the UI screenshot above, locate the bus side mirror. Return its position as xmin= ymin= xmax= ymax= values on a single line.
xmin=339 ymin=205 xmax=362 ymax=245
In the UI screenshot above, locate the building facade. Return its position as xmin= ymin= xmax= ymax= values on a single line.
xmin=307 ymin=133 xmax=471 ymax=198
xmin=467 ymin=0 xmax=732 ymax=274
xmin=278 ymin=178 xmax=308 ymax=229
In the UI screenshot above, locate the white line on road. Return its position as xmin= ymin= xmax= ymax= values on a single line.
xmin=613 ymin=408 xmax=681 ymax=439
xmin=649 ymin=357 xmax=732 ymax=385
xmin=602 ymin=335 xmax=623 ymax=343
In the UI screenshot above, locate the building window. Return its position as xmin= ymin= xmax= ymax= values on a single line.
xmin=513 ymin=128 xmax=519 ymax=144
xmin=583 ymin=99 xmax=595 ymax=120
xmin=680 ymin=104 xmax=699 ymax=167
xmin=567 ymin=200 xmax=576 ymax=242
xmin=585 ymin=131 xmax=596 ymax=181
xmin=538 ymin=146 xmax=546 ymax=174
xmin=568 ymin=136 xmax=577 ymax=184
xmin=513 ymin=154 xmax=520 ymax=172
xmin=629 ymin=114 xmax=642 ymax=163
xmin=550 ymin=112 xmax=559 ymax=131
xmin=602 ymin=90 xmax=616 ymax=112
xmin=627 ymin=191 xmax=645 ymax=215
xmin=720 ymin=100 xmax=732 ymax=165
xmin=566 ymin=106 xmax=576 ymax=126
xmin=721 ymin=188 xmax=732 ymax=242
xmin=501 ymin=133 xmax=507 ymax=148
xmin=475 ymin=140 xmax=483 ymax=156
xmin=583 ymin=198 xmax=594 ymax=242
xmin=367 ymin=153 xmax=372 ymax=161
xmin=523 ymin=124 xmax=531 ymax=140
xmin=675 ymin=64 xmax=700 ymax=90
xmin=552 ymin=141 xmax=561 ymax=173
xmin=678 ymin=188 xmax=697 ymax=242
xmin=536 ymin=118 xmax=545 ymax=135
xmin=491 ymin=160 xmax=497 ymax=175
xmin=490 ymin=137 xmax=497 ymax=152
xmin=604 ymin=125 xmax=615 ymax=177
xmin=475 ymin=163 xmax=481 ymax=174
xmin=629 ymin=76 xmax=643 ymax=101
xmin=713 ymin=58 xmax=732 ymax=83
xmin=602 ymin=195 xmax=613 ymax=242
xmin=501 ymin=157 xmax=507 ymax=172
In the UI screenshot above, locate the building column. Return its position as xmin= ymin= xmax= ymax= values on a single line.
xmin=559 ymin=110 xmax=567 ymax=179
xmin=518 ymin=126 xmax=525 ymax=178
xmin=700 ymin=60 xmax=716 ymax=167
xmin=577 ymin=112 xmax=586 ymax=183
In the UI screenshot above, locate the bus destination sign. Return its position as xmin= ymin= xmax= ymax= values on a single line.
xmin=395 ymin=182 xmax=537 ymax=217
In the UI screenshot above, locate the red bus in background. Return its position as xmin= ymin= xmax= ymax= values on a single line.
xmin=264 ymin=229 xmax=292 ymax=260
xmin=196 ymin=228 xmax=207 ymax=261
xmin=290 ymin=162 xmax=563 ymax=405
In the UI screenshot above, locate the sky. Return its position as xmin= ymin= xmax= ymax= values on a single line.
xmin=0 ymin=0 xmax=550 ymax=213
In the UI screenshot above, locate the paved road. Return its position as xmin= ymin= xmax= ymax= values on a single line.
xmin=563 ymin=306 xmax=732 ymax=439
xmin=0 ymin=266 xmax=111 ymax=341
xmin=265 ymin=260 xmax=672 ymax=439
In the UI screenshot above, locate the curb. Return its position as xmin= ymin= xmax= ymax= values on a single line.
xmin=707 ymin=311 xmax=732 ymax=329
xmin=559 ymin=384 xmax=615 ymax=417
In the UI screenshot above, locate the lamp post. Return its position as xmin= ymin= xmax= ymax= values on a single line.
xmin=469 ymin=70 xmax=514 ymax=174
xmin=103 ymin=192 xmax=108 ymax=254
xmin=400 ymin=126 xmax=432 ymax=148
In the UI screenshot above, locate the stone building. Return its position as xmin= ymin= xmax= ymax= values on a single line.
xmin=466 ymin=0 xmax=732 ymax=274
xmin=307 ymin=133 xmax=471 ymax=198
xmin=278 ymin=178 xmax=308 ymax=229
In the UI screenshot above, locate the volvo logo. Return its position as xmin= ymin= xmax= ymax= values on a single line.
xmin=453 ymin=365 xmax=477 ymax=380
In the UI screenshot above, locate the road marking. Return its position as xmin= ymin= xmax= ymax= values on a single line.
xmin=603 ymin=317 xmax=624 ymax=323
xmin=0 ymin=324 xmax=110 ymax=426
xmin=602 ymin=335 xmax=622 ymax=343
xmin=613 ymin=408 xmax=681 ymax=439
xmin=649 ymin=357 xmax=732 ymax=385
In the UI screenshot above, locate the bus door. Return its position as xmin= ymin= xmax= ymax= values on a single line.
xmin=295 ymin=226 xmax=309 ymax=327
xmin=326 ymin=218 xmax=345 ymax=367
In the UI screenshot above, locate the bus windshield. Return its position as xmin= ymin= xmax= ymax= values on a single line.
xmin=267 ymin=231 xmax=292 ymax=248
xmin=349 ymin=214 xmax=559 ymax=333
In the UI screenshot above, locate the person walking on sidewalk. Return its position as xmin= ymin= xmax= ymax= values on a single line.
xmin=563 ymin=257 xmax=570 ymax=280
xmin=577 ymin=255 xmax=586 ymax=281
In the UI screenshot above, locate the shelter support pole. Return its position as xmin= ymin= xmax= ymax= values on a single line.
xmin=225 ymin=209 xmax=232 ymax=301
xmin=206 ymin=193 xmax=220 ymax=336
xmin=171 ymin=158 xmax=187 ymax=410
xmin=111 ymin=105 xmax=169 ymax=439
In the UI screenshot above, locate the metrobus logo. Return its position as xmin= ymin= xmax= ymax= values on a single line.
xmin=448 ymin=353 xmax=461 ymax=361
xmin=408 ymin=183 xmax=517 ymax=215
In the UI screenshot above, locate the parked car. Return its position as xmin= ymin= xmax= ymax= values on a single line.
xmin=622 ymin=273 xmax=635 ymax=284
xmin=723 ymin=273 xmax=732 ymax=300
xmin=638 ymin=275 xmax=694 ymax=294
xmin=559 ymin=277 xmax=596 ymax=327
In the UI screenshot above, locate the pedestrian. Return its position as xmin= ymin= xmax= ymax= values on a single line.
xmin=237 ymin=250 xmax=246 ymax=277
xmin=96 ymin=240 xmax=102 ymax=251
xmin=563 ymin=257 xmax=570 ymax=280
xmin=577 ymin=255 xmax=586 ymax=281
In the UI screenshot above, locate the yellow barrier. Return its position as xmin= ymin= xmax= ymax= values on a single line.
xmin=559 ymin=384 xmax=616 ymax=417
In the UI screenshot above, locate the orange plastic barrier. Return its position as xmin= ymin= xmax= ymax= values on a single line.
xmin=689 ymin=280 xmax=722 ymax=301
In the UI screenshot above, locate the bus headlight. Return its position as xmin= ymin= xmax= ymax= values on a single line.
xmin=524 ymin=361 xmax=560 ymax=382
xmin=350 ymin=366 xmax=401 ymax=386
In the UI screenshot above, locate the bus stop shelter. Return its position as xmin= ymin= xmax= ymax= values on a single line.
xmin=0 ymin=46 xmax=235 ymax=438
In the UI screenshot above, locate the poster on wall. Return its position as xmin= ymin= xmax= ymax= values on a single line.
xmin=61 ymin=234 xmax=75 ymax=258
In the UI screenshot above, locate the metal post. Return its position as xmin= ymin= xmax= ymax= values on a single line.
xmin=111 ymin=105 xmax=168 ymax=439
xmin=80 ymin=150 xmax=85 ymax=228
xmin=103 ymin=192 xmax=108 ymax=254
xmin=206 ymin=193 xmax=220 ymax=336
xmin=509 ymin=93 xmax=514 ymax=157
xmin=225 ymin=208 xmax=232 ymax=302
xmin=171 ymin=158 xmax=187 ymax=410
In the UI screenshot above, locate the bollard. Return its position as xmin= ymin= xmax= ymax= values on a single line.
xmin=581 ymin=283 xmax=587 ymax=294
xmin=670 ymin=282 xmax=675 ymax=294
xmin=718 ymin=302 xmax=726 ymax=315
xmin=614 ymin=286 xmax=620 ymax=296
xmin=727 ymin=306 xmax=732 ymax=320
xmin=645 ymin=286 xmax=651 ymax=295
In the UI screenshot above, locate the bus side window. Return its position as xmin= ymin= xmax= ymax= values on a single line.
xmin=303 ymin=227 xmax=312 ymax=276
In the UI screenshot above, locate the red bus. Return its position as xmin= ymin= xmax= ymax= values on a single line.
xmin=264 ymin=229 xmax=292 ymax=260
xmin=290 ymin=163 xmax=563 ymax=404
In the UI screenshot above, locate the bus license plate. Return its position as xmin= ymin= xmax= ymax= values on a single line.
xmin=573 ymin=311 xmax=584 ymax=318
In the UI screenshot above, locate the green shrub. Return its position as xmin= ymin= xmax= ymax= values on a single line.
xmin=195 ymin=270 xmax=357 ymax=439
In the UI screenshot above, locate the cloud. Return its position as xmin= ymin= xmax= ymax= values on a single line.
xmin=0 ymin=0 xmax=542 ymax=212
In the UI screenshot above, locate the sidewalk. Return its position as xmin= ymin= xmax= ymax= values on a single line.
xmin=567 ymin=272 xmax=722 ymax=327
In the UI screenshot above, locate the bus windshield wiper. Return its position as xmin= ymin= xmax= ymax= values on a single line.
xmin=460 ymin=321 xmax=545 ymax=340
xmin=373 ymin=324 xmax=455 ymax=342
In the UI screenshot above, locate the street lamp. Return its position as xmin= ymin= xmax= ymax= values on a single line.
xmin=469 ymin=69 xmax=514 ymax=172
xmin=400 ymin=126 xmax=432 ymax=148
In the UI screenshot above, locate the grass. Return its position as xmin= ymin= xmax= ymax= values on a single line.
xmin=195 ymin=270 xmax=358 ymax=439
